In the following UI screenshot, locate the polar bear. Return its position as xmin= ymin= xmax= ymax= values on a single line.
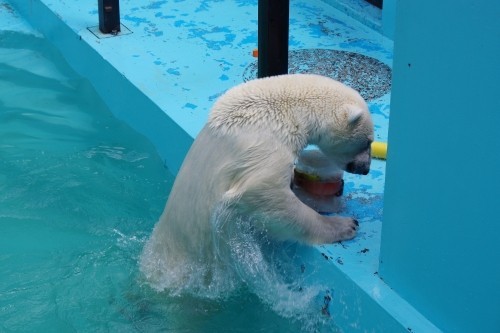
xmin=141 ymin=74 xmax=373 ymax=293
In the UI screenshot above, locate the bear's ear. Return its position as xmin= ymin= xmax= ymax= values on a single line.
xmin=347 ymin=105 xmax=364 ymax=126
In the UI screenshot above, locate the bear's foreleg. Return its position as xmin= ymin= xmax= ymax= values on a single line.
xmin=237 ymin=186 xmax=358 ymax=244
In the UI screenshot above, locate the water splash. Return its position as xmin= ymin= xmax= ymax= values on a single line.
xmin=140 ymin=203 xmax=340 ymax=331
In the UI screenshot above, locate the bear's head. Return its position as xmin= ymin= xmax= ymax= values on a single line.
xmin=314 ymin=103 xmax=374 ymax=176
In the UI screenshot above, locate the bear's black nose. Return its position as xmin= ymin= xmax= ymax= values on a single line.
xmin=346 ymin=162 xmax=370 ymax=175
xmin=346 ymin=162 xmax=355 ymax=173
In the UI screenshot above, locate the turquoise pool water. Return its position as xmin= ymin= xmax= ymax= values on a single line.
xmin=0 ymin=30 xmax=170 ymax=331
xmin=0 ymin=31 xmax=344 ymax=332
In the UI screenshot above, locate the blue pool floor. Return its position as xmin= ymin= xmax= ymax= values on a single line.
xmin=1 ymin=0 xmax=439 ymax=331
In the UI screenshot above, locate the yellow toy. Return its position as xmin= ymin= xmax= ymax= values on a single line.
xmin=371 ymin=141 xmax=387 ymax=160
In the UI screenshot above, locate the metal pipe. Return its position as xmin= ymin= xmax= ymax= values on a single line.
xmin=258 ymin=0 xmax=289 ymax=78
xmin=98 ymin=0 xmax=120 ymax=34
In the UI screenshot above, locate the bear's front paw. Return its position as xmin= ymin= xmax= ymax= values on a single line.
xmin=314 ymin=216 xmax=359 ymax=243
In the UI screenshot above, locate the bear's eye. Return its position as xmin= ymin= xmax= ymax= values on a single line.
xmin=357 ymin=140 xmax=372 ymax=154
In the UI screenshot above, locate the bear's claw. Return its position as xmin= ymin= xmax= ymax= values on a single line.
xmin=314 ymin=215 xmax=359 ymax=243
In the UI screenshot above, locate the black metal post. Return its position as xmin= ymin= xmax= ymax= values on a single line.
xmin=258 ymin=0 xmax=289 ymax=78
xmin=98 ymin=0 xmax=121 ymax=34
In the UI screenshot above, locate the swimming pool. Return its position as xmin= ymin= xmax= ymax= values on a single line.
xmin=0 ymin=30 xmax=350 ymax=332
xmin=2 ymin=2 xmax=400 ymax=332
xmin=4 ymin=0 xmax=495 ymax=331
xmin=0 ymin=30 xmax=175 ymax=331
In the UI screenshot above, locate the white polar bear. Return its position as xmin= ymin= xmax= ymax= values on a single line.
xmin=141 ymin=74 xmax=373 ymax=293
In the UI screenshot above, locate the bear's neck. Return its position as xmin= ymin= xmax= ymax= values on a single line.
xmin=208 ymin=82 xmax=327 ymax=154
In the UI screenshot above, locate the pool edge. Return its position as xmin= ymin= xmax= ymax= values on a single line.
xmin=7 ymin=0 xmax=193 ymax=174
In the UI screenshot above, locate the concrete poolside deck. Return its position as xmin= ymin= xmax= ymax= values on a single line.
xmin=2 ymin=1 xmax=440 ymax=331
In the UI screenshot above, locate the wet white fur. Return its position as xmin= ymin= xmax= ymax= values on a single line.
xmin=141 ymin=74 xmax=373 ymax=291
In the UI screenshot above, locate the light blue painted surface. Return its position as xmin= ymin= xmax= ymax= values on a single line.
xmin=322 ymin=0 xmax=382 ymax=33
xmin=1 ymin=0 xmax=454 ymax=331
xmin=381 ymin=1 xmax=500 ymax=332
xmin=381 ymin=0 xmax=395 ymax=39
xmin=0 ymin=1 xmax=34 ymax=33
xmin=322 ymin=0 xmax=395 ymax=39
